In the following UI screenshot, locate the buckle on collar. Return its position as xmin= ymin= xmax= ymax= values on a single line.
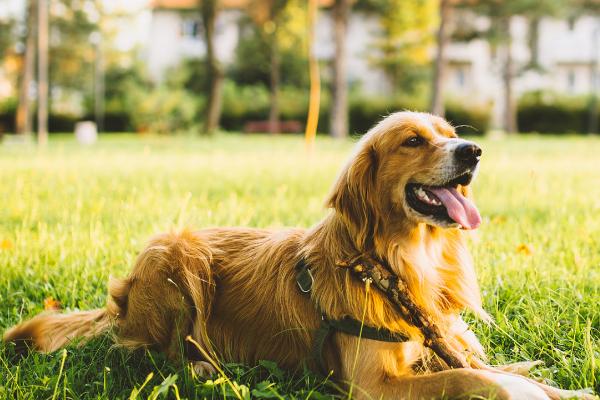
xmin=296 ymin=267 xmax=314 ymax=293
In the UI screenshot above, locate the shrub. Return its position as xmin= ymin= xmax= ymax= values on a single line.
xmin=445 ymin=101 xmax=491 ymax=136
xmin=347 ymin=97 xmax=491 ymax=136
xmin=347 ymin=96 xmax=417 ymax=135
xmin=0 ymin=96 xmax=17 ymax=134
xmin=220 ymin=82 xmax=320 ymax=131
xmin=129 ymin=86 xmax=199 ymax=134
xmin=219 ymin=84 xmax=493 ymax=136
xmin=517 ymin=91 xmax=598 ymax=134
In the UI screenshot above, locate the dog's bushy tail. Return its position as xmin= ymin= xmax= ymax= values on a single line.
xmin=3 ymin=308 xmax=112 ymax=353
xmin=3 ymin=229 xmax=215 ymax=358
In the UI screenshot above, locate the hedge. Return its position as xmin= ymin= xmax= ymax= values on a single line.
xmin=518 ymin=91 xmax=599 ymax=134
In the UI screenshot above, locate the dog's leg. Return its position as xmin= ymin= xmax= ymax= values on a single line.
xmin=111 ymin=231 xmax=217 ymax=368
xmin=484 ymin=370 xmax=597 ymax=400
xmin=336 ymin=337 xmax=553 ymax=400
xmin=192 ymin=361 xmax=217 ymax=378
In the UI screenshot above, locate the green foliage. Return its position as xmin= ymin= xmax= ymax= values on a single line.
xmin=0 ymin=96 xmax=17 ymax=134
xmin=363 ymin=0 xmax=437 ymax=92
xmin=0 ymin=15 xmax=15 ymax=59
xmin=346 ymin=96 xmax=492 ymax=135
xmin=219 ymin=83 xmax=492 ymax=135
xmin=220 ymin=81 xmax=316 ymax=130
xmin=229 ymin=17 xmax=308 ymax=88
xmin=0 ymin=134 xmax=599 ymax=398
xmin=128 ymin=86 xmax=199 ymax=134
xmin=445 ymin=101 xmax=492 ymax=136
xmin=165 ymin=57 xmax=209 ymax=95
xmin=517 ymin=91 xmax=599 ymax=134
xmin=49 ymin=0 xmax=101 ymax=94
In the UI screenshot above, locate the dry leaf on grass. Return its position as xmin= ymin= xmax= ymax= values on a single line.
xmin=43 ymin=297 xmax=61 ymax=311
xmin=516 ymin=243 xmax=534 ymax=256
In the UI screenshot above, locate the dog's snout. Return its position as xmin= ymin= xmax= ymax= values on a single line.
xmin=454 ymin=142 xmax=482 ymax=166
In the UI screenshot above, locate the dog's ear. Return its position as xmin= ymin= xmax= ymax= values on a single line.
xmin=327 ymin=144 xmax=380 ymax=251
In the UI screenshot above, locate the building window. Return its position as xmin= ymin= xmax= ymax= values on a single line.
xmin=455 ymin=68 xmax=466 ymax=88
xmin=181 ymin=19 xmax=201 ymax=39
xmin=567 ymin=70 xmax=576 ymax=92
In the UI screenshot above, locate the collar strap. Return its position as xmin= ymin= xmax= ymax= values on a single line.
xmin=295 ymin=258 xmax=408 ymax=375
xmin=337 ymin=254 xmax=470 ymax=369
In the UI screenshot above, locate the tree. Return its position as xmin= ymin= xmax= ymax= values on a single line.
xmin=357 ymin=0 xmax=437 ymax=94
xmin=330 ymin=0 xmax=351 ymax=138
xmin=15 ymin=0 xmax=35 ymax=135
xmin=455 ymin=0 xmax=569 ymax=133
xmin=201 ymin=0 xmax=223 ymax=135
xmin=247 ymin=0 xmax=293 ymax=134
xmin=569 ymin=0 xmax=600 ymax=133
xmin=430 ymin=0 xmax=453 ymax=117
xmin=0 ymin=15 xmax=15 ymax=60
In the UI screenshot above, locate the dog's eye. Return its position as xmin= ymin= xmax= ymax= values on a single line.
xmin=402 ymin=136 xmax=425 ymax=147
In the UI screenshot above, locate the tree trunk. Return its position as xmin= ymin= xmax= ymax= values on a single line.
xmin=37 ymin=0 xmax=49 ymax=145
xmin=501 ymin=16 xmax=517 ymax=134
xmin=527 ymin=17 xmax=540 ymax=70
xmin=16 ymin=0 xmax=36 ymax=135
xmin=268 ymin=35 xmax=280 ymax=134
xmin=330 ymin=0 xmax=349 ymax=138
xmin=201 ymin=0 xmax=223 ymax=135
xmin=430 ymin=0 xmax=452 ymax=117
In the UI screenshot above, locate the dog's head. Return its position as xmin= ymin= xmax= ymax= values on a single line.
xmin=328 ymin=111 xmax=482 ymax=249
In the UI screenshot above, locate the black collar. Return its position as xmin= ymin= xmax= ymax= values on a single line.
xmin=295 ymin=257 xmax=408 ymax=375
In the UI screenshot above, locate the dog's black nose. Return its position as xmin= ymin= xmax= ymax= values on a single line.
xmin=455 ymin=142 xmax=482 ymax=166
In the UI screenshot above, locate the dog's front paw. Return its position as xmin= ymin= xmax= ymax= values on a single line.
xmin=192 ymin=361 xmax=217 ymax=378
xmin=481 ymin=371 xmax=551 ymax=400
xmin=495 ymin=360 xmax=544 ymax=377
xmin=551 ymin=388 xmax=597 ymax=400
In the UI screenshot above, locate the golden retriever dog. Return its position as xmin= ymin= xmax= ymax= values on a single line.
xmin=4 ymin=112 xmax=595 ymax=400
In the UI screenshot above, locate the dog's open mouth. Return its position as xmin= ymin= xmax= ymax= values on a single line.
xmin=405 ymin=172 xmax=482 ymax=230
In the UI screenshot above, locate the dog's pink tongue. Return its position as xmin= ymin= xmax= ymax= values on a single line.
xmin=428 ymin=187 xmax=481 ymax=230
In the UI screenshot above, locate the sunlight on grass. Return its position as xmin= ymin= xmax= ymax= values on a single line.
xmin=0 ymin=133 xmax=599 ymax=398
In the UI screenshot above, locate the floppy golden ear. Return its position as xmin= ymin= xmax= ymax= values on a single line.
xmin=327 ymin=144 xmax=380 ymax=251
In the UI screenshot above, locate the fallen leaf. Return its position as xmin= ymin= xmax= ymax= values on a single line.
xmin=43 ymin=297 xmax=61 ymax=311
xmin=516 ymin=243 xmax=534 ymax=256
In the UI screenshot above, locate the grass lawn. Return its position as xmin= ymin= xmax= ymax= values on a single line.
xmin=0 ymin=133 xmax=599 ymax=399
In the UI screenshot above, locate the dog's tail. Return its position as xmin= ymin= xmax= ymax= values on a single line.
xmin=3 ymin=273 xmax=129 ymax=354
xmin=3 ymin=229 xmax=215 ymax=357
xmin=3 ymin=308 xmax=112 ymax=353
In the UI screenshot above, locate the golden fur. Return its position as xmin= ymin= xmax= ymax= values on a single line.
xmin=4 ymin=112 xmax=594 ymax=400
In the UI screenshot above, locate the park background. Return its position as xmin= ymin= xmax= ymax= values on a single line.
xmin=0 ymin=0 xmax=599 ymax=138
xmin=0 ymin=1 xmax=599 ymax=399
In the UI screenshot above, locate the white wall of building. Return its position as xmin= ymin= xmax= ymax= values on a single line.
xmin=146 ymin=9 xmax=242 ymax=81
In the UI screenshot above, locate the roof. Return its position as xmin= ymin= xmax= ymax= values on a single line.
xmin=150 ymin=0 xmax=248 ymax=9
xmin=150 ymin=0 xmax=333 ymax=10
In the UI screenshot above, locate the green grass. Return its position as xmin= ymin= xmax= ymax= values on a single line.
xmin=0 ymin=133 xmax=599 ymax=399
